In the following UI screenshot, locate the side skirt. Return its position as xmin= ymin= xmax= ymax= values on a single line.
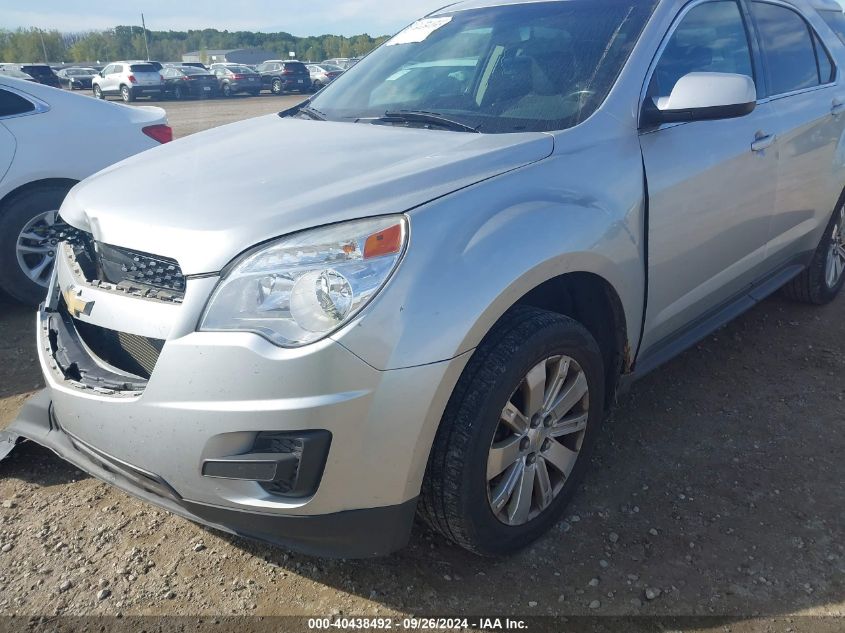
xmin=619 ymin=251 xmax=813 ymax=392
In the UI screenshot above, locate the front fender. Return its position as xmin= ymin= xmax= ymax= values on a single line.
xmin=333 ymin=136 xmax=646 ymax=372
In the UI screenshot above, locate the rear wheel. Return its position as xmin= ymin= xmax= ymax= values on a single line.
xmin=783 ymin=204 xmax=845 ymax=304
xmin=222 ymin=83 xmax=232 ymax=97
xmin=311 ymin=80 xmax=322 ymax=92
xmin=93 ymin=84 xmax=103 ymax=99
xmin=120 ymin=85 xmax=134 ymax=102
xmin=173 ymin=85 xmax=184 ymax=100
xmin=419 ymin=306 xmax=605 ymax=556
xmin=271 ymin=78 xmax=283 ymax=95
xmin=0 ymin=184 xmax=73 ymax=305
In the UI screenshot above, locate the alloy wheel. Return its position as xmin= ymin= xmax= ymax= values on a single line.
xmin=487 ymin=355 xmax=590 ymax=526
xmin=16 ymin=209 xmax=59 ymax=287
xmin=826 ymin=206 xmax=845 ymax=288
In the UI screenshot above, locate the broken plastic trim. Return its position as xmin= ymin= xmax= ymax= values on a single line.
xmin=44 ymin=304 xmax=148 ymax=394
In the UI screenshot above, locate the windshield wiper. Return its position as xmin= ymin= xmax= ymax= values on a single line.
xmin=278 ymin=102 xmax=327 ymax=121
xmin=379 ymin=110 xmax=481 ymax=133
xmin=297 ymin=105 xmax=327 ymax=121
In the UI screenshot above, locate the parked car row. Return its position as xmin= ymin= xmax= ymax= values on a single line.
xmin=1 ymin=58 xmax=351 ymax=102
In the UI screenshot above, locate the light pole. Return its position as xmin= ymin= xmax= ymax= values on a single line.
xmin=141 ymin=13 xmax=151 ymax=60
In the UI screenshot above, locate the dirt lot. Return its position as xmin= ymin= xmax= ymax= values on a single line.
xmin=0 ymin=97 xmax=843 ymax=631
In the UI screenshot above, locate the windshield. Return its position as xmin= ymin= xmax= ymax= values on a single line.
xmin=309 ymin=0 xmax=655 ymax=133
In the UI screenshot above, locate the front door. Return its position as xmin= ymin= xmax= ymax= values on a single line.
xmin=638 ymin=0 xmax=779 ymax=354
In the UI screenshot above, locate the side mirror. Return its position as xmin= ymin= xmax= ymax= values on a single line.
xmin=99 ymin=71 xmax=105 ymax=78
xmin=641 ymin=72 xmax=756 ymax=127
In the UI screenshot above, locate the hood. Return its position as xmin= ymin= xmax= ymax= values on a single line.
xmin=61 ymin=114 xmax=554 ymax=275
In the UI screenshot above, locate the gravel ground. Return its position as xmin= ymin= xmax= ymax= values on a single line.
xmin=0 ymin=96 xmax=843 ymax=631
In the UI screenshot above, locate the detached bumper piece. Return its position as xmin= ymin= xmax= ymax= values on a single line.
xmin=5 ymin=392 xmax=417 ymax=558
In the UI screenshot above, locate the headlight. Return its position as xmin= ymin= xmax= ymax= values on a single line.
xmin=200 ymin=216 xmax=408 ymax=347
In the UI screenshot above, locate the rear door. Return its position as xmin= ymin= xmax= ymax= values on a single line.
xmin=638 ymin=0 xmax=781 ymax=353
xmin=748 ymin=1 xmax=845 ymax=264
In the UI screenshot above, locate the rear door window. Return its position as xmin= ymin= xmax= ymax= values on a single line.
xmin=0 ymin=88 xmax=35 ymax=117
xmin=750 ymin=1 xmax=821 ymax=95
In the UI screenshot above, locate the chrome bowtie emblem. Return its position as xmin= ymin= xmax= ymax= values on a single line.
xmin=62 ymin=286 xmax=94 ymax=318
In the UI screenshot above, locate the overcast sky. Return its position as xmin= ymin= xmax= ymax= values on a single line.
xmin=0 ymin=0 xmax=450 ymax=37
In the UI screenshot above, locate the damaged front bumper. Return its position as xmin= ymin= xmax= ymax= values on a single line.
xmin=0 ymin=234 xmax=470 ymax=558
xmin=1 ymin=391 xmax=417 ymax=558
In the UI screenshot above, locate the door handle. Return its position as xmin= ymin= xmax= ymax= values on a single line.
xmin=751 ymin=133 xmax=776 ymax=152
xmin=832 ymin=99 xmax=845 ymax=116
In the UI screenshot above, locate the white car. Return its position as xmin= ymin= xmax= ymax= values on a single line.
xmin=0 ymin=76 xmax=171 ymax=304
xmin=92 ymin=62 xmax=164 ymax=102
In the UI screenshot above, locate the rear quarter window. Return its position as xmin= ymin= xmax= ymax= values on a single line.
xmin=0 ymin=89 xmax=35 ymax=117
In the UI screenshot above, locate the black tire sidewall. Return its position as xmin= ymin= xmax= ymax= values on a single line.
xmin=453 ymin=313 xmax=605 ymax=555
xmin=809 ymin=206 xmax=845 ymax=303
xmin=0 ymin=185 xmax=71 ymax=305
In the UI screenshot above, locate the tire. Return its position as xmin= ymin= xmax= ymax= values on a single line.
xmin=0 ymin=184 xmax=73 ymax=305
xmin=782 ymin=203 xmax=845 ymax=305
xmin=93 ymin=84 xmax=103 ymax=99
xmin=222 ymin=83 xmax=232 ymax=97
xmin=312 ymin=80 xmax=322 ymax=92
xmin=419 ymin=306 xmax=605 ymax=556
xmin=120 ymin=85 xmax=134 ymax=102
xmin=272 ymin=78 xmax=283 ymax=95
xmin=173 ymin=85 xmax=184 ymax=101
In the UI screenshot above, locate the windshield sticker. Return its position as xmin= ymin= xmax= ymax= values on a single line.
xmin=386 ymin=16 xmax=452 ymax=46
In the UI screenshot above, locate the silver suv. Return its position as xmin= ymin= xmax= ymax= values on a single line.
xmin=7 ymin=0 xmax=845 ymax=557
xmin=92 ymin=61 xmax=163 ymax=102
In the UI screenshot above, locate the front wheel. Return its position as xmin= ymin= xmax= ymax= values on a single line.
xmin=419 ymin=306 xmax=605 ymax=556
xmin=120 ymin=85 xmax=134 ymax=102
xmin=93 ymin=84 xmax=104 ymax=99
xmin=783 ymin=204 xmax=845 ymax=304
xmin=0 ymin=184 xmax=72 ymax=305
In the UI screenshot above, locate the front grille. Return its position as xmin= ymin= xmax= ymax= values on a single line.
xmin=54 ymin=221 xmax=186 ymax=302
xmin=74 ymin=318 xmax=164 ymax=379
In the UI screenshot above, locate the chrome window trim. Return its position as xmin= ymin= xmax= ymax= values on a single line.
xmin=0 ymin=83 xmax=51 ymax=121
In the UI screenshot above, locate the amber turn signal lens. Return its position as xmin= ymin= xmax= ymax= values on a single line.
xmin=364 ymin=224 xmax=403 ymax=259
